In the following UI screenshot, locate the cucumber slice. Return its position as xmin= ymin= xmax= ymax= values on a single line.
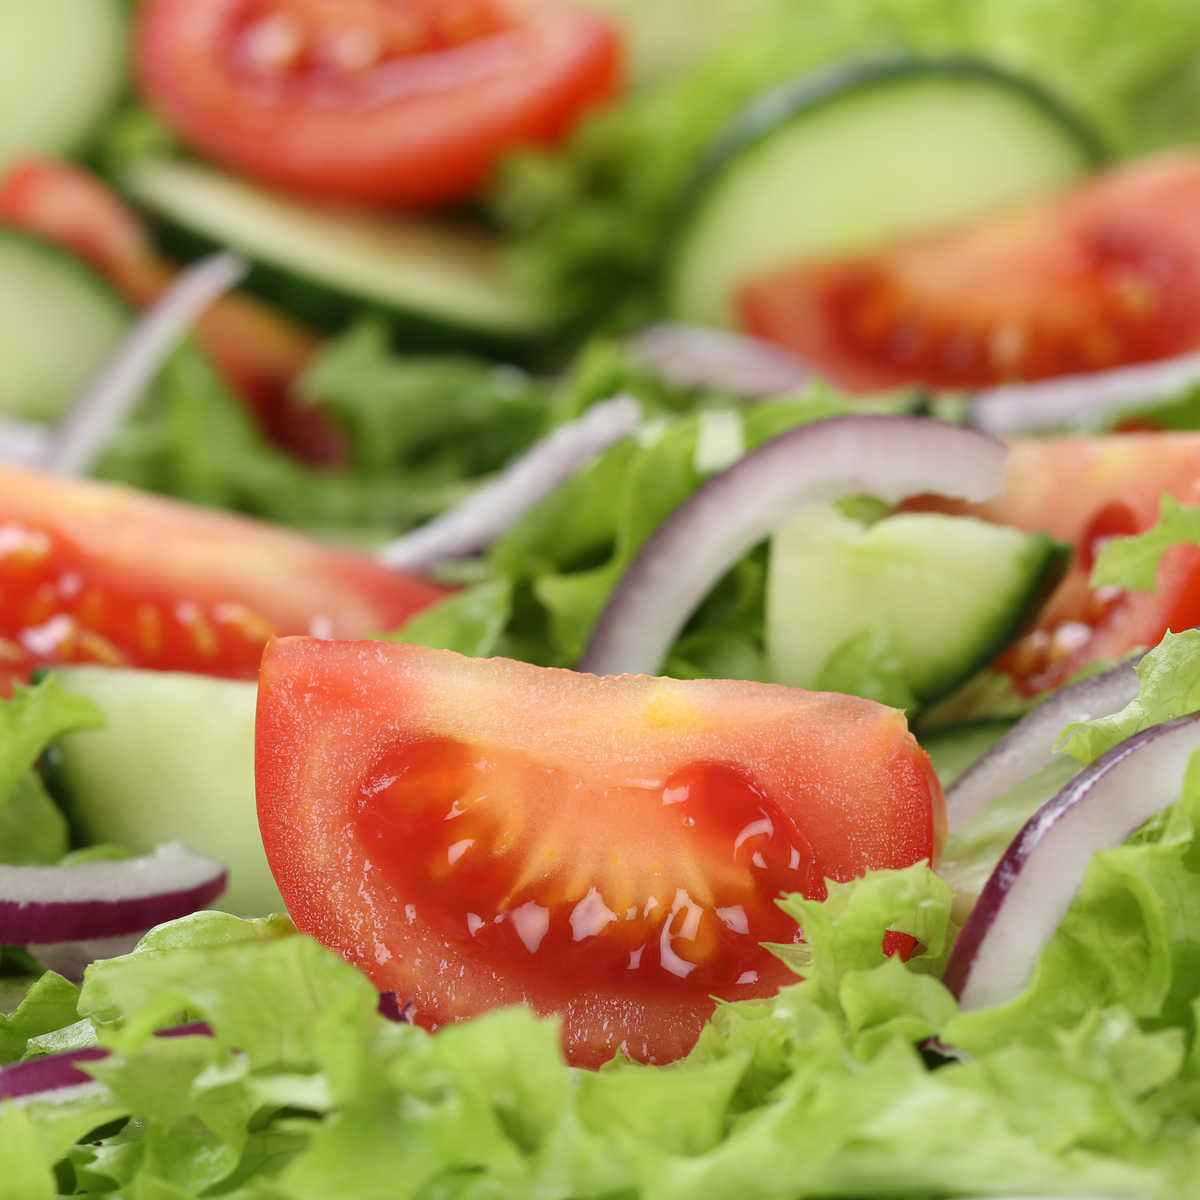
xmin=0 ymin=0 xmax=126 ymax=165
xmin=0 ymin=231 xmax=130 ymax=423
xmin=766 ymin=505 xmax=1064 ymax=703
xmin=124 ymin=159 xmax=550 ymax=345
xmin=43 ymin=667 xmax=279 ymax=917
xmin=666 ymin=57 xmax=1105 ymax=327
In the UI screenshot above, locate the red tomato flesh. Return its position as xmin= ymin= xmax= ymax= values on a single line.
xmin=0 ymin=157 xmax=344 ymax=465
xmin=739 ymin=154 xmax=1200 ymax=391
xmin=0 ymin=466 xmax=445 ymax=685
xmin=907 ymin=433 xmax=1200 ymax=695
xmin=134 ymin=0 xmax=622 ymax=206
xmin=256 ymin=638 xmax=943 ymax=1066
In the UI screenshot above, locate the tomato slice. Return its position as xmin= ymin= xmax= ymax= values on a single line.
xmin=907 ymin=433 xmax=1200 ymax=695
xmin=256 ymin=638 xmax=943 ymax=1066
xmin=0 ymin=157 xmax=345 ymax=465
xmin=0 ymin=466 xmax=445 ymax=686
xmin=134 ymin=0 xmax=622 ymax=207
xmin=739 ymin=154 xmax=1200 ymax=391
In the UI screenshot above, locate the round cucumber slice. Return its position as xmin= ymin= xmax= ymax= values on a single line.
xmin=665 ymin=56 xmax=1106 ymax=328
xmin=0 ymin=232 xmax=130 ymax=423
xmin=766 ymin=504 xmax=1064 ymax=704
xmin=0 ymin=0 xmax=126 ymax=165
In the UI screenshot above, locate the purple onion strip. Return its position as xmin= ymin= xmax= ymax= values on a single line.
xmin=44 ymin=251 xmax=247 ymax=477
xmin=0 ymin=842 xmax=227 ymax=945
xmin=579 ymin=415 xmax=1007 ymax=677
xmin=628 ymin=323 xmax=812 ymax=397
xmin=967 ymin=349 xmax=1200 ymax=436
xmin=376 ymin=394 xmax=641 ymax=572
xmin=0 ymin=416 xmax=52 ymax=466
xmin=946 ymin=656 xmax=1142 ymax=832
xmin=945 ymin=714 xmax=1200 ymax=1011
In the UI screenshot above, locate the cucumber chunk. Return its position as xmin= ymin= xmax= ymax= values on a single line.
xmin=44 ymin=667 xmax=279 ymax=917
xmin=766 ymin=505 xmax=1063 ymax=703
xmin=0 ymin=0 xmax=126 ymax=165
xmin=0 ymin=231 xmax=129 ymax=423
xmin=666 ymin=57 xmax=1104 ymax=327
xmin=125 ymin=159 xmax=550 ymax=344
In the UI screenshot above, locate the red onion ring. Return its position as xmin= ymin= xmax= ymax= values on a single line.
xmin=944 ymin=714 xmax=1200 ymax=1011
xmin=44 ymin=251 xmax=247 ymax=477
xmin=628 ymin=323 xmax=812 ymax=396
xmin=0 ymin=842 xmax=226 ymax=945
xmin=376 ymin=394 xmax=641 ymax=571
xmin=966 ymin=349 xmax=1200 ymax=436
xmin=946 ymin=656 xmax=1142 ymax=832
xmin=579 ymin=415 xmax=1008 ymax=677
xmin=0 ymin=1021 xmax=212 ymax=1105
xmin=0 ymin=416 xmax=52 ymax=466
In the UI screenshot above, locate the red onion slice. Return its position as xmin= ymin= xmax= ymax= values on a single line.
xmin=628 ymin=323 xmax=812 ymax=396
xmin=966 ymin=349 xmax=1200 ymax=436
xmin=376 ymin=394 xmax=640 ymax=571
xmin=579 ymin=415 xmax=1007 ymax=677
xmin=0 ymin=416 xmax=52 ymax=466
xmin=0 ymin=1022 xmax=212 ymax=1105
xmin=945 ymin=714 xmax=1200 ymax=1011
xmin=945 ymin=656 xmax=1142 ymax=832
xmin=0 ymin=842 xmax=226 ymax=945
xmin=44 ymin=251 xmax=247 ymax=477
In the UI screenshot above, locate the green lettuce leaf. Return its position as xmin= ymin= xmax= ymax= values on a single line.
xmin=1092 ymin=494 xmax=1200 ymax=590
xmin=812 ymin=626 xmax=919 ymax=713
xmin=1059 ymin=629 xmax=1200 ymax=765
xmin=0 ymin=677 xmax=101 ymax=866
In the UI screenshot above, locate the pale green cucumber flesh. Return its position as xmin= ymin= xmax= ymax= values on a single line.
xmin=45 ymin=667 xmax=280 ymax=917
xmin=766 ymin=505 xmax=1061 ymax=703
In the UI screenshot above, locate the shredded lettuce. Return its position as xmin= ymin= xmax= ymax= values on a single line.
xmin=1093 ymin=494 xmax=1200 ymax=591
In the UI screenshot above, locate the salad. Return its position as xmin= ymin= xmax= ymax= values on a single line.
xmin=8 ymin=0 xmax=1200 ymax=1196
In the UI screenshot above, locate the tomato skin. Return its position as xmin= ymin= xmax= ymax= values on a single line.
xmin=907 ymin=434 xmax=1200 ymax=694
xmin=256 ymin=637 xmax=942 ymax=1067
xmin=134 ymin=0 xmax=622 ymax=207
xmin=739 ymin=154 xmax=1200 ymax=391
xmin=0 ymin=466 xmax=445 ymax=686
xmin=0 ymin=157 xmax=345 ymax=465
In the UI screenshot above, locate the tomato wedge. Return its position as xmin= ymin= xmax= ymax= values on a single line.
xmin=739 ymin=154 xmax=1200 ymax=391
xmin=134 ymin=0 xmax=622 ymax=207
xmin=256 ymin=638 xmax=943 ymax=1066
xmin=0 ymin=466 xmax=445 ymax=686
xmin=0 ymin=157 xmax=344 ymax=465
xmin=907 ymin=433 xmax=1200 ymax=695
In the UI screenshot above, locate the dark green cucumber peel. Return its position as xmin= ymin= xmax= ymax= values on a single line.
xmin=663 ymin=55 xmax=1108 ymax=326
xmin=766 ymin=507 xmax=1069 ymax=707
xmin=124 ymin=159 xmax=552 ymax=352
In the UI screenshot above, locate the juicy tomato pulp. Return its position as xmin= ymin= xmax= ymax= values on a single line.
xmin=0 ymin=467 xmax=444 ymax=686
xmin=0 ymin=158 xmax=344 ymax=465
xmin=739 ymin=154 xmax=1200 ymax=390
xmin=907 ymin=434 xmax=1200 ymax=694
xmin=256 ymin=638 xmax=943 ymax=1066
xmin=135 ymin=0 xmax=622 ymax=206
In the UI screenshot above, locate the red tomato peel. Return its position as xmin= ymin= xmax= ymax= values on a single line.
xmin=739 ymin=153 xmax=1200 ymax=391
xmin=255 ymin=638 xmax=943 ymax=1066
xmin=135 ymin=0 xmax=623 ymax=206
xmin=0 ymin=466 xmax=445 ymax=687
xmin=906 ymin=433 xmax=1200 ymax=695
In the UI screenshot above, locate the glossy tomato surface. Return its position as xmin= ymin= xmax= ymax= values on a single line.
xmin=739 ymin=154 xmax=1200 ymax=391
xmin=256 ymin=638 xmax=943 ymax=1067
xmin=0 ymin=466 xmax=444 ymax=684
xmin=0 ymin=158 xmax=343 ymax=464
xmin=908 ymin=434 xmax=1200 ymax=694
xmin=135 ymin=0 xmax=622 ymax=206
